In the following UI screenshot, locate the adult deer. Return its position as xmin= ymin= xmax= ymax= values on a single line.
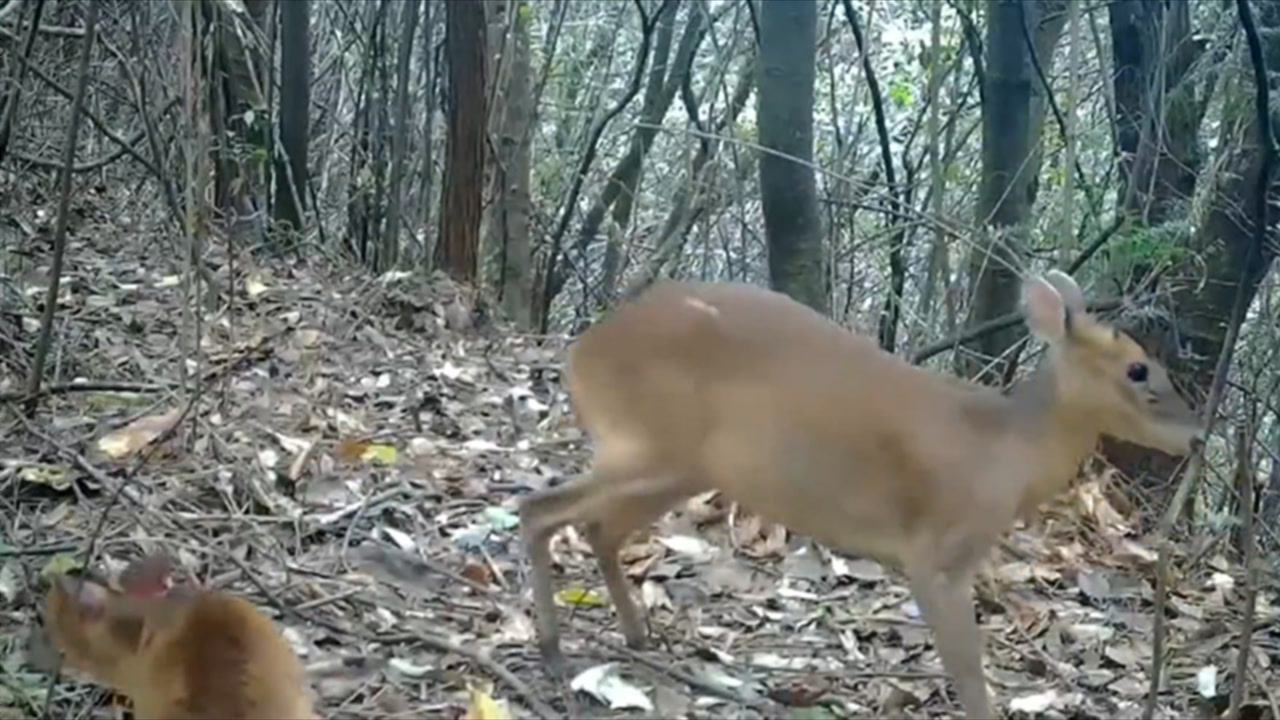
xmin=519 ymin=270 xmax=1203 ymax=717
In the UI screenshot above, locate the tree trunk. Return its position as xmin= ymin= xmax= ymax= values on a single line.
xmin=418 ymin=0 xmax=437 ymax=267
xmin=961 ymin=0 xmax=1066 ymax=382
xmin=273 ymin=0 xmax=310 ymax=241
xmin=383 ymin=0 xmax=420 ymax=270
xmin=757 ymin=0 xmax=825 ymax=314
xmin=1098 ymin=0 xmax=1207 ymax=492
xmin=204 ymin=0 xmax=270 ymax=240
xmin=436 ymin=0 xmax=488 ymax=284
xmin=485 ymin=0 xmax=535 ymax=328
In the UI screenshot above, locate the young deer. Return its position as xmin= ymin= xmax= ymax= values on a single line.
xmin=518 ymin=270 xmax=1203 ymax=718
xmin=42 ymin=554 xmax=319 ymax=720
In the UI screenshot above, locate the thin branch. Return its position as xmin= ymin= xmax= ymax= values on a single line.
xmin=23 ymin=0 xmax=98 ymax=416
xmin=1016 ymin=1 xmax=1102 ymax=228
xmin=537 ymin=0 xmax=677 ymax=332
xmin=0 ymin=0 xmax=45 ymax=165
xmin=840 ymin=0 xmax=906 ymax=352
xmin=947 ymin=0 xmax=985 ymax=104
xmin=911 ymin=298 xmax=1122 ymax=365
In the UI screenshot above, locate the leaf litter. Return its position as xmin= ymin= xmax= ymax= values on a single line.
xmin=0 ymin=230 xmax=1276 ymax=720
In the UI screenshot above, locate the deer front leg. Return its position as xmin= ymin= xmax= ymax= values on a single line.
xmin=907 ymin=566 xmax=996 ymax=719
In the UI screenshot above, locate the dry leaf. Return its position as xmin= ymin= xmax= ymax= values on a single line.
xmin=462 ymin=684 xmax=511 ymax=720
xmin=97 ymin=407 xmax=182 ymax=459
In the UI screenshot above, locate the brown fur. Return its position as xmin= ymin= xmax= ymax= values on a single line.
xmin=43 ymin=557 xmax=318 ymax=720
xmin=519 ymin=271 xmax=1203 ymax=718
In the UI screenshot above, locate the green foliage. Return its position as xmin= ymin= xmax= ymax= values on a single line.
xmin=888 ymin=77 xmax=913 ymax=107
xmin=1112 ymin=221 xmax=1192 ymax=268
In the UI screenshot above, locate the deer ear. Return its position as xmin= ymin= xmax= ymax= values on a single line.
xmin=56 ymin=575 xmax=110 ymax=619
xmin=1042 ymin=269 xmax=1086 ymax=315
xmin=118 ymin=554 xmax=174 ymax=598
xmin=1022 ymin=275 xmax=1068 ymax=343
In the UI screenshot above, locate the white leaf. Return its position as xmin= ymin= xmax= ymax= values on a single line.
xmin=1009 ymin=690 xmax=1058 ymax=713
xmin=569 ymin=663 xmax=653 ymax=711
xmin=1196 ymin=665 xmax=1217 ymax=698
xmin=657 ymin=534 xmax=716 ymax=561
xmin=379 ymin=526 xmax=416 ymax=551
xmin=388 ymin=657 xmax=433 ymax=679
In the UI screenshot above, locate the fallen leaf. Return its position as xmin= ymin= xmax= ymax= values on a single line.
xmin=40 ymin=554 xmax=82 ymax=581
xmin=462 ymin=684 xmax=511 ymax=720
xmin=461 ymin=563 xmax=493 ymax=586
xmin=555 ymin=586 xmax=608 ymax=607
xmin=18 ymin=465 xmax=70 ymax=491
xmin=96 ymin=407 xmax=182 ymax=459
xmin=1196 ymin=665 xmax=1217 ymax=698
xmin=1008 ymin=689 xmax=1058 ymax=713
xmin=570 ymin=662 xmax=653 ymax=711
xmin=657 ymin=534 xmax=717 ymax=562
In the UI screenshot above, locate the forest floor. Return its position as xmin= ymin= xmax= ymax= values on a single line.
xmin=2 ymin=221 xmax=1277 ymax=720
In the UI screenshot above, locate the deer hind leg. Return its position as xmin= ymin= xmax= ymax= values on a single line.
xmin=518 ymin=457 xmax=686 ymax=669
xmin=584 ymin=479 xmax=692 ymax=650
xmin=906 ymin=565 xmax=995 ymax=719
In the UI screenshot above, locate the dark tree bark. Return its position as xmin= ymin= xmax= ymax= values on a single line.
xmin=436 ymin=0 xmax=487 ymax=283
xmin=383 ymin=0 xmax=420 ymax=270
xmin=417 ymin=0 xmax=436 ymax=263
xmin=961 ymin=0 xmax=1066 ymax=382
xmin=201 ymin=0 xmax=270 ymax=234
xmin=1109 ymin=0 xmax=1202 ymax=232
xmin=1099 ymin=0 xmax=1208 ymax=490
xmin=274 ymin=0 xmax=311 ymax=239
xmin=757 ymin=0 xmax=826 ymax=314
xmin=1175 ymin=0 xmax=1279 ymax=389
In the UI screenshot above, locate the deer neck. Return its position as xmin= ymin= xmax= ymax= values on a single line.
xmin=1004 ymin=368 xmax=1103 ymax=515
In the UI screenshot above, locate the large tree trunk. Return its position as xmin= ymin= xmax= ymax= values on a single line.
xmin=757 ymin=0 xmax=825 ymax=314
xmin=273 ymin=0 xmax=311 ymax=241
xmin=436 ymin=0 xmax=488 ymax=284
xmin=961 ymin=0 xmax=1067 ymax=382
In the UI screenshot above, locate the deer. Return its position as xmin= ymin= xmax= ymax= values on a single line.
xmin=41 ymin=554 xmax=319 ymax=720
xmin=516 ymin=270 xmax=1204 ymax=718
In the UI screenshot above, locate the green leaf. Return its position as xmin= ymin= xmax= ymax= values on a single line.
xmin=888 ymin=78 xmax=913 ymax=107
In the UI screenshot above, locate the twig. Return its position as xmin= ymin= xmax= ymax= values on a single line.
xmin=223 ymin=551 xmax=560 ymax=719
xmin=0 ymin=381 xmax=172 ymax=404
xmin=401 ymin=631 xmax=562 ymax=720
xmin=911 ymin=298 xmax=1121 ymax=365
xmin=34 ymin=382 xmax=202 ymax=720
xmin=22 ymin=0 xmax=97 ymax=416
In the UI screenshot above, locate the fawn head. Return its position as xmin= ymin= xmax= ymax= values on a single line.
xmin=43 ymin=555 xmax=184 ymax=684
xmin=1023 ymin=270 xmax=1203 ymax=456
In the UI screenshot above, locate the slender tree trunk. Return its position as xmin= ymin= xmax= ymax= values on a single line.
xmin=961 ymin=0 xmax=1066 ymax=382
xmin=486 ymin=0 xmax=535 ymax=328
xmin=435 ymin=0 xmax=488 ymax=283
xmin=757 ymin=0 xmax=825 ymax=314
xmin=274 ymin=0 xmax=310 ymax=241
xmin=383 ymin=0 xmax=420 ymax=270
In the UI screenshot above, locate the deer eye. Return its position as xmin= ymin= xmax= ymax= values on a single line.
xmin=1126 ymin=362 xmax=1149 ymax=383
